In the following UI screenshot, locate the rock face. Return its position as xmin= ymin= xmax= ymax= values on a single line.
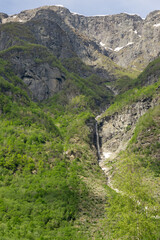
xmin=26 ymin=15 xmax=76 ymax=59
xmin=1 ymin=6 xmax=160 ymax=71
xmin=0 ymin=13 xmax=8 ymax=23
xmin=98 ymin=97 xmax=157 ymax=160
xmin=1 ymin=47 xmax=66 ymax=101
xmin=60 ymin=9 xmax=160 ymax=70
xmin=1 ymin=7 xmax=105 ymax=66
xmin=0 ymin=6 xmax=160 ymax=100
xmin=20 ymin=64 xmax=65 ymax=101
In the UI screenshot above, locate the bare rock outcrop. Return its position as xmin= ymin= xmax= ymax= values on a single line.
xmin=1 ymin=47 xmax=66 ymax=101
xmin=98 ymin=97 xmax=157 ymax=160
xmin=1 ymin=6 xmax=160 ymax=71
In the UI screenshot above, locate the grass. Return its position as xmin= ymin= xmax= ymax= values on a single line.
xmin=0 ymin=20 xmax=160 ymax=239
xmin=0 ymin=85 xmax=108 ymax=239
xmin=100 ymin=79 xmax=160 ymax=119
xmin=0 ymin=22 xmax=36 ymax=43
xmin=98 ymin=57 xmax=160 ymax=239
xmin=102 ymin=99 xmax=160 ymax=239
xmin=0 ymin=50 xmax=109 ymax=238
xmin=103 ymin=104 xmax=160 ymax=239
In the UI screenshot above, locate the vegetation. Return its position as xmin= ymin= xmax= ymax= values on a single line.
xmin=113 ymin=56 xmax=160 ymax=94
xmin=0 ymin=19 xmax=160 ymax=240
xmin=97 ymin=57 xmax=160 ymax=239
xmin=103 ymin=95 xmax=160 ymax=239
xmin=0 ymin=53 xmax=108 ymax=239
xmin=129 ymin=104 xmax=160 ymax=174
xmin=105 ymin=170 xmax=160 ymax=240
xmin=0 ymin=22 xmax=36 ymax=43
xmin=62 ymin=57 xmax=92 ymax=77
xmin=101 ymin=78 xmax=160 ymax=118
xmin=135 ymin=56 xmax=160 ymax=87
xmin=0 ymin=161 xmax=87 ymax=240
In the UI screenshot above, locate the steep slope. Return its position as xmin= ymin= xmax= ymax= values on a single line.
xmin=0 ymin=49 xmax=109 ymax=239
xmin=0 ymin=15 xmax=129 ymax=99
xmin=99 ymin=57 xmax=160 ymax=169
xmin=0 ymin=40 xmax=113 ymax=107
xmin=0 ymin=6 xmax=140 ymax=80
xmin=0 ymin=5 xmax=160 ymax=240
xmin=98 ymin=57 xmax=160 ymax=239
xmin=2 ymin=6 xmax=160 ymax=72
xmin=0 ymin=25 xmax=117 ymax=237
xmin=0 ymin=44 xmax=66 ymax=101
xmin=101 ymin=101 xmax=160 ymax=239
xmin=53 ymin=8 xmax=160 ymax=71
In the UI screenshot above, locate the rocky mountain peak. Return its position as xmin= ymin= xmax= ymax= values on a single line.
xmin=1 ymin=5 xmax=70 ymax=24
xmin=0 ymin=12 xmax=8 ymax=23
xmin=145 ymin=10 xmax=160 ymax=21
xmin=1 ymin=6 xmax=160 ymax=72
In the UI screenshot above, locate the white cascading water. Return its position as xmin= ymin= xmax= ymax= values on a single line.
xmin=95 ymin=121 xmax=101 ymax=161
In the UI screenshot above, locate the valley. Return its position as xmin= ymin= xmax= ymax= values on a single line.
xmin=0 ymin=5 xmax=159 ymax=239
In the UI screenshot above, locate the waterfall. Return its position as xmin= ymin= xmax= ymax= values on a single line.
xmin=95 ymin=121 xmax=101 ymax=161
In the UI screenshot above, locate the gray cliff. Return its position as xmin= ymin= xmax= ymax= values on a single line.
xmin=1 ymin=6 xmax=160 ymax=71
xmin=0 ymin=6 xmax=160 ymax=100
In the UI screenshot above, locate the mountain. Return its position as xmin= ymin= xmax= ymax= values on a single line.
xmin=1 ymin=5 xmax=160 ymax=97
xmin=0 ymin=5 xmax=159 ymax=239
xmin=1 ymin=6 xmax=160 ymax=72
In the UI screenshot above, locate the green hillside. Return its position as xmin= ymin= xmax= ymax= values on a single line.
xmin=102 ymin=103 xmax=160 ymax=240
xmin=0 ymin=44 xmax=108 ymax=239
xmin=99 ymin=59 xmax=160 ymax=239
xmin=0 ymin=16 xmax=160 ymax=240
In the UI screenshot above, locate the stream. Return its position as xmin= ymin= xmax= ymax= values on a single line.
xmin=95 ymin=118 xmax=122 ymax=193
xmin=95 ymin=119 xmax=160 ymax=218
xmin=95 ymin=121 xmax=101 ymax=161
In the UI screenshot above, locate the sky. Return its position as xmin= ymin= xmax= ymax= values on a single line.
xmin=0 ymin=0 xmax=160 ymax=18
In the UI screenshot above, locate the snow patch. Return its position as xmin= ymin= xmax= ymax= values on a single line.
xmin=100 ymin=42 xmax=114 ymax=51
xmin=95 ymin=112 xmax=104 ymax=120
xmin=127 ymin=42 xmax=134 ymax=46
xmin=153 ymin=23 xmax=160 ymax=27
xmin=114 ymin=46 xmax=124 ymax=52
xmin=124 ymin=12 xmax=140 ymax=16
xmin=129 ymin=29 xmax=137 ymax=34
xmin=55 ymin=5 xmax=64 ymax=7
xmin=102 ymin=167 xmax=107 ymax=171
xmin=114 ymin=42 xmax=134 ymax=52
xmin=105 ymin=47 xmax=113 ymax=51
xmin=100 ymin=41 xmax=105 ymax=47
xmin=100 ymin=166 xmax=111 ymax=173
xmin=103 ymin=152 xmax=112 ymax=159
xmin=71 ymin=12 xmax=83 ymax=16
xmin=18 ymin=19 xmax=24 ymax=23
xmin=92 ymin=14 xmax=106 ymax=17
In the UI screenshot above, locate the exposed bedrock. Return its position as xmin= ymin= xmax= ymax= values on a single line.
xmin=98 ymin=97 xmax=158 ymax=161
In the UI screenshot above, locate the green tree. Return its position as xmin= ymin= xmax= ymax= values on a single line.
xmin=105 ymin=156 xmax=160 ymax=239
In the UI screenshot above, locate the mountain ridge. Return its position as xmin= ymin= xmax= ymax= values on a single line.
xmin=1 ymin=6 xmax=160 ymax=72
